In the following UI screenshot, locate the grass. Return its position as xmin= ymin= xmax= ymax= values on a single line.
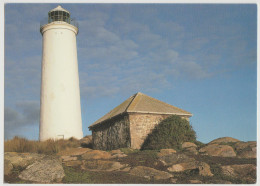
xmin=120 ymin=148 xmax=139 ymax=154
xmin=63 ymin=166 xmax=93 ymax=183
xmin=4 ymin=136 xmax=81 ymax=154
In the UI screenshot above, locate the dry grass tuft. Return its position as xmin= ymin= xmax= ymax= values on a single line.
xmin=4 ymin=136 xmax=81 ymax=154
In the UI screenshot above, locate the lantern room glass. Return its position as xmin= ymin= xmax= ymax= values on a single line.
xmin=48 ymin=10 xmax=70 ymax=24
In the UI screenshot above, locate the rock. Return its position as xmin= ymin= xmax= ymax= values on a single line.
xmin=81 ymin=160 xmax=126 ymax=171
xmin=81 ymin=150 xmax=112 ymax=160
xmin=159 ymin=153 xmax=194 ymax=166
xmin=111 ymin=153 xmax=128 ymax=158
xmin=61 ymin=156 xmax=77 ymax=162
xmin=4 ymin=152 xmax=45 ymax=169
xmin=199 ymin=144 xmax=236 ymax=157
xmin=4 ymin=160 xmax=13 ymax=175
xmin=168 ymin=161 xmax=213 ymax=177
xmin=129 ymin=166 xmax=173 ymax=180
xmin=198 ymin=162 xmax=213 ymax=177
xmin=63 ymin=160 xmax=82 ymax=167
xmin=80 ymin=135 xmax=92 ymax=148
xmin=210 ymin=180 xmax=232 ymax=184
xmin=189 ymin=180 xmax=202 ymax=184
xmin=170 ymin=178 xmax=178 ymax=183
xmin=57 ymin=148 xmax=92 ymax=156
xmin=167 ymin=161 xmax=197 ymax=172
xmin=182 ymin=142 xmax=197 ymax=149
xmin=18 ymin=156 xmax=65 ymax=183
xmin=157 ymin=149 xmax=176 ymax=157
xmin=237 ymin=150 xmax=256 ymax=158
xmin=235 ymin=141 xmax=256 ymax=158
xmin=221 ymin=164 xmax=256 ymax=178
xmin=234 ymin=141 xmax=256 ymax=151
xmin=111 ymin=149 xmax=123 ymax=154
xmin=121 ymin=167 xmax=131 ymax=172
xmin=183 ymin=147 xmax=198 ymax=155
xmin=209 ymin=137 xmax=240 ymax=144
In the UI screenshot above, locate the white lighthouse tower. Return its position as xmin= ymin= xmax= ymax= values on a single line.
xmin=39 ymin=6 xmax=83 ymax=141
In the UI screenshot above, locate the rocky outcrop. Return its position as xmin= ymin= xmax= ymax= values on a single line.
xmin=129 ymin=166 xmax=173 ymax=180
xmin=189 ymin=180 xmax=202 ymax=184
xmin=199 ymin=144 xmax=236 ymax=157
xmin=18 ymin=156 xmax=65 ymax=183
xmin=110 ymin=149 xmax=128 ymax=158
xmin=4 ymin=152 xmax=45 ymax=169
xmin=157 ymin=149 xmax=176 ymax=157
xmin=221 ymin=164 xmax=256 ymax=182
xmin=234 ymin=141 xmax=256 ymax=158
xmin=209 ymin=137 xmax=240 ymax=144
xmin=81 ymin=160 xmax=128 ymax=171
xmin=182 ymin=142 xmax=197 ymax=148
xmin=159 ymin=153 xmax=194 ymax=166
xmin=167 ymin=161 xmax=213 ymax=177
xmin=4 ymin=160 xmax=13 ymax=176
xmin=81 ymin=150 xmax=112 ymax=160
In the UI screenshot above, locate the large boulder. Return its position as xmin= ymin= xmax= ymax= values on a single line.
xmin=221 ymin=164 xmax=256 ymax=182
xmin=157 ymin=149 xmax=176 ymax=157
xmin=167 ymin=161 xmax=213 ymax=177
xmin=167 ymin=161 xmax=197 ymax=172
xmin=209 ymin=137 xmax=240 ymax=144
xmin=18 ymin=156 xmax=65 ymax=183
xmin=184 ymin=147 xmax=198 ymax=155
xmin=4 ymin=160 xmax=13 ymax=176
xmin=234 ymin=141 xmax=256 ymax=151
xmin=81 ymin=150 xmax=112 ymax=160
xmin=81 ymin=160 xmax=127 ymax=171
xmin=182 ymin=142 xmax=197 ymax=149
xmin=129 ymin=166 xmax=173 ymax=180
xmin=199 ymin=144 xmax=236 ymax=157
xmin=234 ymin=141 xmax=256 ymax=158
xmin=110 ymin=149 xmax=128 ymax=158
xmin=4 ymin=152 xmax=45 ymax=169
xmin=159 ymin=153 xmax=194 ymax=166
xmin=198 ymin=162 xmax=213 ymax=177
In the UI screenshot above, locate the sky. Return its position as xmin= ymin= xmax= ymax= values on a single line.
xmin=3 ymin=3 xmax=257 ymax=143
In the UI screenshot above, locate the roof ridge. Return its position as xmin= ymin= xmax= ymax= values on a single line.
xmin=125 ymin=92 xmax=139 ymax=111
xmin=126 ymin=92 xmax=143 ymax=111
xmin=136 ymin=92 xmax=191 ymax=115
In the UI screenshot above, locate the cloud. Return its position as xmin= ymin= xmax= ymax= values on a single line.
xmin=5 ymin=4 xmax=256 ymax=102
xmin=4 ymin=100 xmax=40 ymax=139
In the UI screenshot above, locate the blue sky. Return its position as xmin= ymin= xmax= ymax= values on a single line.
xmin=4 ymin=3 xmax=257 ymax=143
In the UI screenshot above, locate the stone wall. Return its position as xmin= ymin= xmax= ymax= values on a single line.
xmin=91 ymin=114 xmax=131 ymax=151
xmin=129 ymin=113 xmax=190 ymax=149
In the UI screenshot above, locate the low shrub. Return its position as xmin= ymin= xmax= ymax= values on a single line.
xmin=141 ymin=115 xmax=196 ymax=150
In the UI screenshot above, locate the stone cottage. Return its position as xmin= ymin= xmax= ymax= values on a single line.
xmin=89 ymin=92 xmax=192 ymax=150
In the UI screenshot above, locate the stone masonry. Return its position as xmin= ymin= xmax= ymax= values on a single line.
xmin=92 ymin=114 xmax=131 ymax=150
xmin=89 ymin=92 xmax=192 ymax=150
xmin=92 ymin=113 xmax=190 ymax=150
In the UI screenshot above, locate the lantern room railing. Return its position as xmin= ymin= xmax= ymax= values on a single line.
xmin=40 ymin=17 xmax=79 ymax=29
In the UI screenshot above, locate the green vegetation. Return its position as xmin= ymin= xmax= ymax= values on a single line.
xmin=63 ymin=166 xmax=93 ymax=183
xmin=141 ymin=115 xmax=196 ymax=150
xmin=120 ymin=148 xmax=139 ymax=154
xmin=4 ymin=136 xmax=81 ymax=154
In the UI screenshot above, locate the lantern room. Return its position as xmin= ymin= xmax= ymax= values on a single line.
xmin=48 ymin=5 xmax=71 ymax=24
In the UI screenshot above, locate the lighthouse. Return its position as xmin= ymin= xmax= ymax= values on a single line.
xmin=39 ymin=6 xmax=83 ymax=141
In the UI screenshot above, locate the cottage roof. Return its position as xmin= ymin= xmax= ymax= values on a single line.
xmin=89 ymin=92 xmax=192 ymax=129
